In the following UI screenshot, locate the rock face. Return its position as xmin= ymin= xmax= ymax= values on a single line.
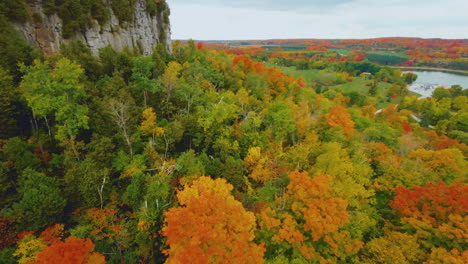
xmin=13 ymin=0 xmax=171 ymax=55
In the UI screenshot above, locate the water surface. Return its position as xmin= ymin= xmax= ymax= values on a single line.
xmin=406 ymin=71 xmax=468 ymax=98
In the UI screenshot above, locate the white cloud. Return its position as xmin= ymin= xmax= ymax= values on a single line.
xmin=166 ymin=0 xmax=468 ymax=39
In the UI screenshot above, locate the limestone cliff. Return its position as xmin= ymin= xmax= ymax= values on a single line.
xmin=13 ymin=0 xmax=171 ymax=55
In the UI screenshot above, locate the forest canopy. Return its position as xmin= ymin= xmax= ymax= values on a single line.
xmin=0 ymin=37 xmax=467 ymax=264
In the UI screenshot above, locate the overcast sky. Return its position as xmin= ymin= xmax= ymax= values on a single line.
xmin=166 ymin=0 xmax=468 ymax=40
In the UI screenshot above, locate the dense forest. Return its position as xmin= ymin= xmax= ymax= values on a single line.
xmin=1 ymin=6 xmax=468 ymax=263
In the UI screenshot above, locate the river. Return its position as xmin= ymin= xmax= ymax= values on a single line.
xmin=405 ymin=71 xmax=468 ymax=98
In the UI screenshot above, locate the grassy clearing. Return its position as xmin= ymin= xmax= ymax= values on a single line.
xmin=277 ymin=67 xmax=337 ymax=84
xmin=272 ymin=65 xmax=416 ymax=109
xmin=329 ymin=49 xmax=351 ymax=55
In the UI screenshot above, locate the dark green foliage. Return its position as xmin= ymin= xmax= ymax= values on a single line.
xmin=2 ymin=137 xmax=40 ymax=172
xmin=218 ymin=156 xmax=246 ymax=189
xmin=152 ymin=43 xmax=170 ymax=76
xmin=65 ymin=159 xmax=109 ymax=208
xmin=0 ymin=163 xmax=16 ymax=208
xmin=7 ymin=169 xmax=66 ymax=231
xmin=0 ymin=16 xmax=38 ymax=82
xmin=143 ymin=174 xmax=172 ymax=222
xmin=369 ymin=82 xmax=377 ymax=96
xmin=123 ymin=173 xmax=147 ymax=210
xmin=448 ymin=85 xmax=464 ymax=97
xmin=111 ymin=0 xmax=137 ymax=24
xmin=340 ymin=61 xmax=381 ymax=75
xmin=402 ymin=72 xmax=417 ymax=84
xmin=99 ymin=45 xmax=135 ymax=81
xmin=60 ymin=40 xmax=104 ymax=81
xmin=0 ymin=0 xmax=29 ymax=23
xmin=43 ymin=0 xmax=110 ymax=38
xmin=0 ymin=69 xmax=20 ymax=139
xmin=295 ymin=59 xmax=308 ymax=70
xmin=364 ymin=52 xmax=408 ymax=65
xmin=346 ymin=91 xmax=367 ymax=106
xmin=0 ymin=247 xmax=17 ymax=264
xmin=448 ymin=59 xmax=468 ymax=70
xmin=176 ymin=150 xmax=205 ymax=177
xmin=63 ymin=135 xmax=114 ymax=208
xmin=146 ymin=0 xmax=168 ymax=17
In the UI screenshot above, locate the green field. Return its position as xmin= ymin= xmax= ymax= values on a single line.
xmin=329 ymin=49 xmax=351 ymax=55
xmin=273 ymin=66 xmax=418 ymax=108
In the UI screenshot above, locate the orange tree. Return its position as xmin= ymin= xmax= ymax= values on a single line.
xmin=31 ymin=236 xmax=105 ymax=264
xmin=257 ymin=171 xmax=363 ymax=263
xmin=162 ymin=176 xmax=265 ymax=264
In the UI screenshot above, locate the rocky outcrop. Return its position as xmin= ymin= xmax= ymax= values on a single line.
xmin=13 ymin=0 xmax=171 ymax=55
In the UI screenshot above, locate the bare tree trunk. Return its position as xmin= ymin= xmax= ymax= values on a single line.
xmin=44 ymin=116 xmax=52 ymax=141
xmin=122 ymin=126 xmax=133 ymax=157
xmin=108 ymin=99 xmax=134 ymax=158
xmin=33 ymin=116 xmax=39 ymax=131
xmin=98 ymin=175 xmax=106 ymax=209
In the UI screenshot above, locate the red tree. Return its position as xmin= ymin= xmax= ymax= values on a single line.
xmin=390 ymin=182 xmax=468 ymax=224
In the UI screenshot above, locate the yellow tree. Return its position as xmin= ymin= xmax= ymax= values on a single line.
xmin=311 ymin=142 xmax=376 ymax=238
xmin=244 ymin=147 xmax=277 ymax=183
xmin=361 ymin=231 xmax=425 ymax=264
xmin=141 ymin=107 xmax=165 ymax=151
xmin=424 ymin=248 xmax=468 ymax=264
xmin=160 ymin=61 xmax=183 ymax=104
xmin=162 ymin=176 xmax=265 ymax=264
xmin=406 ymin=148 xmax=466 ymax=183
xmin=13 ymin=235 xmax=47 ymax=264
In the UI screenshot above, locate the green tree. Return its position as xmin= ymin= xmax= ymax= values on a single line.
xmin=131 ymin=56 xmax=157 ymax=107
xmin=60 ymin=40 xmax=104 ymax=81
xmin=265 ymin=100 xmax=296 ymax=143
xmin=0 ymin=16 xmax=37 ymax=81
xmin=7 ymin=169 xmax=66 ymax=231
xmin=402 ymin=72 xmax=417 ymax=84
xmin=432 ymin=87 xmax=451 ymax=101
xmin=2 ymin=137 xmax=40 ymax=172
xmin=21 ymin=58 xmax=89 ymax=158
xmin=0 ymin=69 xmax=19 ymax=138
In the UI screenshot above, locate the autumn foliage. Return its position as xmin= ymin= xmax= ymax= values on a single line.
xmin=326 ymin=106 xmax=356 ymax=136
xmin=390 ymin=182 xmax=468 ymax=224
xmin=31 ymin=236 xmax=105 ymax=264
xmin=259 ymin=171 xmax=363 ymax=261
xmin=38 ymin=224 xmax=64 ymax=245
xmin=390 ymin=182 xmax=467 ymax=255
xmin=1 ymin=27 xmax=468 ymax=264
xmin=162 ymin=176 xmax=265 ymax=264
xmin=0 ymin=216 xmax=17 ymax=250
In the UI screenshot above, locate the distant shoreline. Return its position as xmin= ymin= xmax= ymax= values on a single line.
xmin=392 ymin=66 xmax=468 ymax=75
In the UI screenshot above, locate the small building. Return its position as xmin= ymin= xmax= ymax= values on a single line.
xmin=361 ymin=72 xmax=373 ymax=79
